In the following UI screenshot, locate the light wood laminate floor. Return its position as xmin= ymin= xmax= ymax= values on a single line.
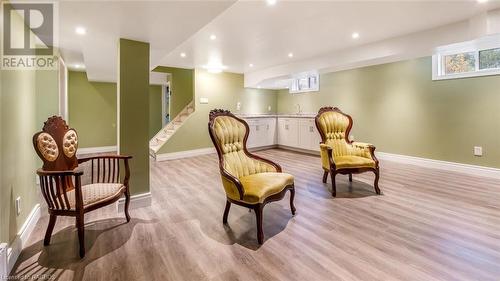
xmin=10 ymin=149 xmax=500 ymax=281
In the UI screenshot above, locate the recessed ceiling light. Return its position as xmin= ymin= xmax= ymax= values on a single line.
xmin=75 ymin=26 xmax=86 ymax=35
xmin=477 ymin=0 xmax=488 ymax=3
xmin=249 ymin=63 xmax=254 ymax=67
xmin=74 ymin=64 xmax=84 ymax=69
xmin=266 ymin=0 xmax=277 ymax=6
xmin=204 ymin=63 xmax=227 ymax=74
xmin=288 ymin=52 xmax=294 ymax=58
xmin=180 ymin=52 xmax=186 ymax=58
xmin=257 ymin=86 xmax=262 ymax=89
xmin=210 ymin=34 xmax=217 ymax=40
xmin=352 ymin=32 xmax=360 ymax=39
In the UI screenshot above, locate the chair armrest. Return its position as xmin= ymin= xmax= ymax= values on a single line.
xmin=78 ymin=154 xmax=132 ymax=164
xmin=36 ymin=169 xmax=84 ymax=211
xmin=78 ymin=155 xmax=132 ymax=184
xmin=36 ymin=169 xmax=83 ymax=177
xmin=220 ymin=168 xmax=245 ymax=200
xmin=352 ymin=142 xmax=375 ymax=149
xmin=320 ymin=143 xmax=335 ymax=169
xmin=352 ymin=142 xmax=379 ymax=165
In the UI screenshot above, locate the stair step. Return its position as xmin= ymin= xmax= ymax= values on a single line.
xmin=149 ymin=101 xmax=194 ymax=153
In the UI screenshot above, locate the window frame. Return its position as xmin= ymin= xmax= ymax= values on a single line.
xmin=432 ymin=35 xmax=500 ymax=80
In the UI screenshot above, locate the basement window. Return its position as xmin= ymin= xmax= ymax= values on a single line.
xmin=289 ymin=71 xmax=319 ymax=94
xmin=432 ymin=35 xmax=500 ymax=80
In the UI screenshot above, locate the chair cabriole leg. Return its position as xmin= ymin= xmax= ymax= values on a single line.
xmin=124 ymin=187 xmax=131 ymax=222
xmin=255 ymin=204 xmax=264 ymax=244
xmin=289 ymin=187 xmax=296 ymax=215
xmin=374 ymin=169 xmax=381 ymax=195
xmin=348 ymin=173 xmax=352 ymax=182
xmin=330 ymin=171 xmax=337 ymax=197
xmin=322 ymin=171 xmax=328 ymax=183
xmin=44 ymin=215 xmax=57 ymax=246
xmin=223 ymin=200 xmax=231 ymax=224
xmin=76 ymin=214 xmax=85 ymax=258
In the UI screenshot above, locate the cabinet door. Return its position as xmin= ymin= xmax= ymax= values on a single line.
xmin=246 ymin=119 xmax=259 ymax=148
xmin=311 ymin=124 xmax=322 ymax=151
xmin=298 ymin=120 xmax=310 ymax=150
xmin=280 ymin=118 xmax=299 ymax=147
xmin=277 ymin=118 xmax=287 ymax=146
xmin=299 ymin=119 xmax=321 ymax=151
xmin=254 ymin=121 xmax=265 ymax=147
xmin=262 ymin=118 xmax=276 ymax=146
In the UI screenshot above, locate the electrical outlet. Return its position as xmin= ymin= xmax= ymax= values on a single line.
xmin=15 ymin=197 xmax=21 ymax=216
xmin=268 ymin=105 xmax=272 ymax=112
xmin=474 ymin=146 xmax=483 ymax=156
xmin=199 ymin=97 xmax=209 ymax=104
xmin=236 ymin=102 xmax=241 ymax=111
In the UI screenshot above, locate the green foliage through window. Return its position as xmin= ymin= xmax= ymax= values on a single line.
xmin=479 ymin=48 xmax=500 ymax=70
xmin=443 ymin=52 xmax=475 ymax=75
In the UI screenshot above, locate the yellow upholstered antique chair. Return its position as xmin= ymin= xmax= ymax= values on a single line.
xmin=315 ymin=107 xmax=381 ymax=197
xmin=208 ymin=109 xmax=296 ymax=244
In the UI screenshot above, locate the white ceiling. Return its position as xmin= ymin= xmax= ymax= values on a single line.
xmin=57 ymin=0 xmax=236 ymax=82
xmin=159 ymin=0 xmax=500 ymax=74
xmin=56 ymin=0 xmax=500 ymax=83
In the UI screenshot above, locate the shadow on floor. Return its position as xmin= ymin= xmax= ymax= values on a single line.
xmin=201 ymin=200 xmax=295 ymax=251
xmin=10 ymin=217 xmax=155 ymax=281
xmin=324 ymin=177 xmax=381 ymax=199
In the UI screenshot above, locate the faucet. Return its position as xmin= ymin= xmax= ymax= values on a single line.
xmin=295 ymin=104 xmax=302 ymax=115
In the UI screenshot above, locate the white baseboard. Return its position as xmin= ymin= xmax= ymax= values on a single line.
xmin=376 ymin=151 xmax=500 ymax=179
xmin=77 ymin=146 xmax=117 ymax=155
xmin=7 ymin=204 xmax=41 ymax=274
xmin=116 ymin=192 xmax=152 ymax=213
xmin=155 ymin=147 xmax=216 ymax=161
xmin=277 ymin=145 xmax=320 ymax=155
xmin=154 ymin=145 xmax=321 ymax=161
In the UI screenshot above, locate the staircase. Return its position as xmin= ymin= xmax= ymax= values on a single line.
xmin=149 ymin=101 xmax=194 ymax=158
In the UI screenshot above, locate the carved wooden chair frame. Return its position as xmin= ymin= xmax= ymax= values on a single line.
xmin=208 ymin=109 xmax=295 ymax=244
xmin=33 ymin=116 xmax=132 ymax=258
xmin=314 ymin=107 xmax=381 ymax=197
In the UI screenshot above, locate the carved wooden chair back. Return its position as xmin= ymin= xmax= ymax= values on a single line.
xmin=33 ymin=116 xmax=79 ymax=211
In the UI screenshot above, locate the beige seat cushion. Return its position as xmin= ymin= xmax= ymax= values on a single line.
xmin=236 ymin=172 xmax=294 ymax=204
xmin=65 ymin=183 xmax=125 ymax=209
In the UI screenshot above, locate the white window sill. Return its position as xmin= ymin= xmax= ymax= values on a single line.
xmin=432 ymin=68 xmax=500 ymax=81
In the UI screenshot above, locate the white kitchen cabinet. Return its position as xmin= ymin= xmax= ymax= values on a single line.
xmin=246 ymin=119 xmax=260 ymax=148
xmin=245 ymin=118 xmax=276 ymax=148
xmin=242 ymin=116 xmax=320 ymax=152
xmin=277 ymin=118 xmax=299 ymax=147
xmin=261 ymin=118 xmax=276 ymax=146
xmin=298 ymin=119 xmax=321 ymax=151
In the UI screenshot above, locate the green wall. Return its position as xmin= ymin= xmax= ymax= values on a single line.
xmin=158 ymin=70 xmax=278 ymax=154
xmin=68 ymin=71 xmax=117 ymax=148
xmin=0 ymin=9 xmax=59 ymax=243
xmin=277 ymin=57 xmax=500 ymax=168
xmin=68 ymin=71 xmax=162 ymax=147
xmin=153 ymin=66 xmax=194 ymax=119
xmin=35 ymin=69 xmax=59 ymax=125
xmin=149 ymin=85 xmax=162 ymax=138
xmin=118 ymin=39 xmax=150 ymax=195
